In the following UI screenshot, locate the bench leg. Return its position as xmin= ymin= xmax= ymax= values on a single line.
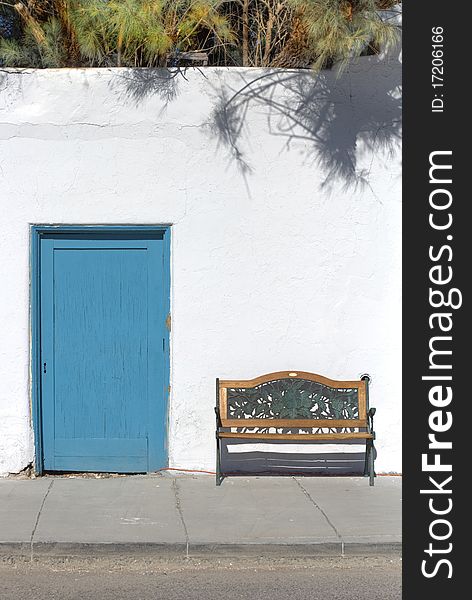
xmin=216 ymin=435 xmax=224 ymax=486
xmin=363 ymin=441 xmax=370 ymax=477
xmin=368 ymin=440 xmax=376 ymax=486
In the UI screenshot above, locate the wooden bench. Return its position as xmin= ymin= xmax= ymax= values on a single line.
xmin=215 ymin=371 xmax=376 ymax=486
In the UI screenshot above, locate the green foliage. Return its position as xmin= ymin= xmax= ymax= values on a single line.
xmin=0 ymin=0 xmax=400 ymax=69
xmin=0 ymin=0 xmax=234 ymax=67
xmin=0 ymin=37 xmax=30 ymax=67
xmin=69 ymin=0 xmax=170 ymax=66
xmin=0 ymin=14 xmax=66 ymax=67
xmin=39 ymin=17 xmax=67 ymax=67
xmin=287 ymin=0 xmax=400 ymax=70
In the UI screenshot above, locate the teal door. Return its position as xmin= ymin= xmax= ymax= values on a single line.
xmin=38 ymin=230 xmax=170 ymax=473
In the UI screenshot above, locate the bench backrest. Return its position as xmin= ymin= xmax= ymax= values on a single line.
xmin=217 ymin=371 xmax=368 ymax=429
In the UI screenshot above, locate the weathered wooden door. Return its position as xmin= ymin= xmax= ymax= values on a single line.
xmin=39 ymin=230 xmax=169 ymax=473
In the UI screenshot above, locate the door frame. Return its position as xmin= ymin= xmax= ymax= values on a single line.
xmin=30 ymin=225 xmax=171 ymax=474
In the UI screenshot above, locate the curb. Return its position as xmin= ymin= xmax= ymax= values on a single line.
xmin=0 ymin=541 xmax=402 ymax=560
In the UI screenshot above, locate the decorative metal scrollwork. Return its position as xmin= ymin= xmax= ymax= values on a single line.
xmin=227 ymin=378 xmax=359 ymax=420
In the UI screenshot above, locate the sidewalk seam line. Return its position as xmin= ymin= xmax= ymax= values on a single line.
xmin=293 ymin=478 xmax=345 ymax=556
xmin=30 ymin=479 xmax=54 ymax=561
xmin=172 ymin=478 xmax=189 ymax=557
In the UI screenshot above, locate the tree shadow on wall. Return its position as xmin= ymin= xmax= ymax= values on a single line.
xmin=207 ymin=55 xmax=401 ymax=193
xmin=109 ymin=54 xmax=401 ymax=194
xmin=109 ymin=67 xmax=184 ymax=108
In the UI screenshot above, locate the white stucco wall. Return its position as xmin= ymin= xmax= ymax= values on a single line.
xmin=0 ymin=54 xmax=401 ymax=475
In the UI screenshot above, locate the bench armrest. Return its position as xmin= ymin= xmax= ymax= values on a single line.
xmin=368 ymin=407 xmax=376 ymax=433
xmin=215 ymin=406 xmax=222 ymax=429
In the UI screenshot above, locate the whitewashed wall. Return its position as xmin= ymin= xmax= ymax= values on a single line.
xmin=0 ymin=54 xmax=402 ymax=475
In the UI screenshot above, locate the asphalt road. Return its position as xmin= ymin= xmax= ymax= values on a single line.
xmin=0 ymin=556 xmax=401 ymax=600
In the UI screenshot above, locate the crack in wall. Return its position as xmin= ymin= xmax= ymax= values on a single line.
xmin=0 ymin=122 xmax=203 ymax=142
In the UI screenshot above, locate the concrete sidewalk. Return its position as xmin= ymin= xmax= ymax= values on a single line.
xmin=0 ymin=475 xmax=401 ymax=558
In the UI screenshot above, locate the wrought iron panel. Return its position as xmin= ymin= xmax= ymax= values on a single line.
xmin=226 ymin=378 xmax=359 ymax=421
